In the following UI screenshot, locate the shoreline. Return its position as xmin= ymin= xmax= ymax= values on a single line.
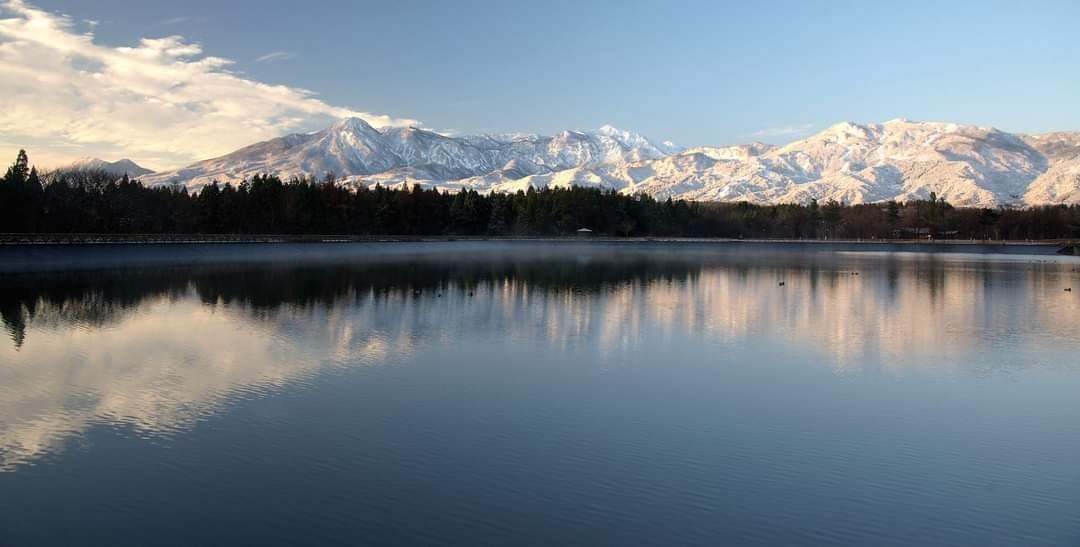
xmin=0 ymin=233 xmax=1074 ymax=246
xmin=0 ymin=237 xmax=1077 ymax=275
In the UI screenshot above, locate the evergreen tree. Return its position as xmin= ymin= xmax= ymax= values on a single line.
xmin=0 ymin=150 xmax=43 ymax=232
xmin=822 ymin=200 xmax=843 ymax=239
xmin=808 ymin=199 xmax=821 ymax=238
xmin=4 ymin=149 xmax=29 ymax=183
xmin=487 ymin=194 xmax=512 ymax=235
xmin=886 ymin=200 xmax=901 ymax=230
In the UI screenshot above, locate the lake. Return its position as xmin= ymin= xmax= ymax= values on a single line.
xmin=1 ymin=241 xmax=1079 ymax=546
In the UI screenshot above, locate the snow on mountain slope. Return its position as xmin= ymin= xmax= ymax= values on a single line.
xmin=485 ymin=120 xmax=1075 ymax=207
xmin=1020 ymin=133 xmax=1080 ymax=204
xmin=143 ymin=118 xmax=1080 ymax=207
xmin=1023 ymin=157 xmax=1080 ymax=205
xmin=141 ymin=118 xmax=678 ymax=190
xmin=67 ymin=158 xmax=154 ymax=177
xmin=750 ymin=119 xmax=1048 ymax=206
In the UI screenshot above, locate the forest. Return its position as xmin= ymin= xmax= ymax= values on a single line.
xmin=1 ymin=150 xmax=1078 ymax=240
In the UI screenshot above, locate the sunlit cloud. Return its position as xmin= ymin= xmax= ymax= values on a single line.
xmin=0 ymin=0 xmax=420 ymax=169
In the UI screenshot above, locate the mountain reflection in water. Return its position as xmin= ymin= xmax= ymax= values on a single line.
xmin=2 ymin=248 xmax=1077 ymax=471
xmin=1 ymin=244 xmax=1079 ymax=546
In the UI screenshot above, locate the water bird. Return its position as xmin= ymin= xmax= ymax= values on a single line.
xmin=412 ymin=289 xmax=421 ymax=296
xmin=778 ymin=281 xmax=785 ymax=287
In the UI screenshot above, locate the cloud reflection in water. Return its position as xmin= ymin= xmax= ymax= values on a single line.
xmin=1 ymin=249 xmax=1077 ymax=470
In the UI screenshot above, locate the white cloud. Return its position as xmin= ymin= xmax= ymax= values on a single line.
xmin=0 ymin=0 xmax=419 ymax=169
xmin=255 ymin=50 xmax=294 ymax=63
xmin=749 ymin=123 xmax=814 ymax=139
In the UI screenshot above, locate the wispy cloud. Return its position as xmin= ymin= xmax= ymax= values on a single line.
xmin=0 ymin=0 xmax=419 ymax=168
xmin=749 ymin=123 xmax=814 ymax=139
xmin=160 ymin=16 xmax=189 ymax=25
xmin=255 ymin=50 xmax=294 ymax=63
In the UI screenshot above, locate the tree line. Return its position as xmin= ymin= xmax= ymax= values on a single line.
xmin=1 ymin=150 xmax=1078 ymax=239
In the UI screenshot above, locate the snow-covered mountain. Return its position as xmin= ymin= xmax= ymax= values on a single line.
xmin=143 ymin=118 xmax=1080 ymax=207
xmin=1018 ymin=132 xmax=1080 ymax=205
xmin=68 ymin=158 xmax=154 ymax=177
xmin=142 ymin=118 xmax=680 ymax=190
xmin=464 ymin=120 xmax=1080 ymax=207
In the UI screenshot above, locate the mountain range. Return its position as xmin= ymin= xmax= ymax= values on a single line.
xmin=140 ymin=118 xmax=1080 ymax=207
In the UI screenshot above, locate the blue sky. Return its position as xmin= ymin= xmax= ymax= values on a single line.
xmin=2 ymin=0 xmax=1079 ymax=168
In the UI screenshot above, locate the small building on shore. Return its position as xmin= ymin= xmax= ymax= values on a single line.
xmin=576 ymin=228 xmax=595 ymax=238
xmin=891 ymin=227 xmax=961 ymax=240
xmin=892 ymin=227 xmax=932 ymax=239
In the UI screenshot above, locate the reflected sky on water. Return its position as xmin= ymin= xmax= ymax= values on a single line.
xmin=1 ymin=243 xmax=1079 ymax=545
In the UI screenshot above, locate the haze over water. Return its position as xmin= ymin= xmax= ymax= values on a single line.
xmin=1 ymin=242 xmax=1079 ymax=545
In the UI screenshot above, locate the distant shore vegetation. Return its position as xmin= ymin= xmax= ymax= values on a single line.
xmin=1 ymin=150 xmax=1078 ymax=240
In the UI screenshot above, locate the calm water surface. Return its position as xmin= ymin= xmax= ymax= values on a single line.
xmin=1 ymin=242 xmax=1079 ymax=546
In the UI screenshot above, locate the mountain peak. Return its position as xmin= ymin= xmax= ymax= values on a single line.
xmin=596 ymin=124 xmax=626 ymax=136
xmin=824 ymin=121 xmax=866 ymax=132
xmin=594 ymin=124 xmax=650 ymax=142
xmin=591 ymin=124 xmax=680 ymax=153
xmin=330 ymin=117 xmax=378 ymax=134
xmin=69 ymin=157 xmax=154 ymax=177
